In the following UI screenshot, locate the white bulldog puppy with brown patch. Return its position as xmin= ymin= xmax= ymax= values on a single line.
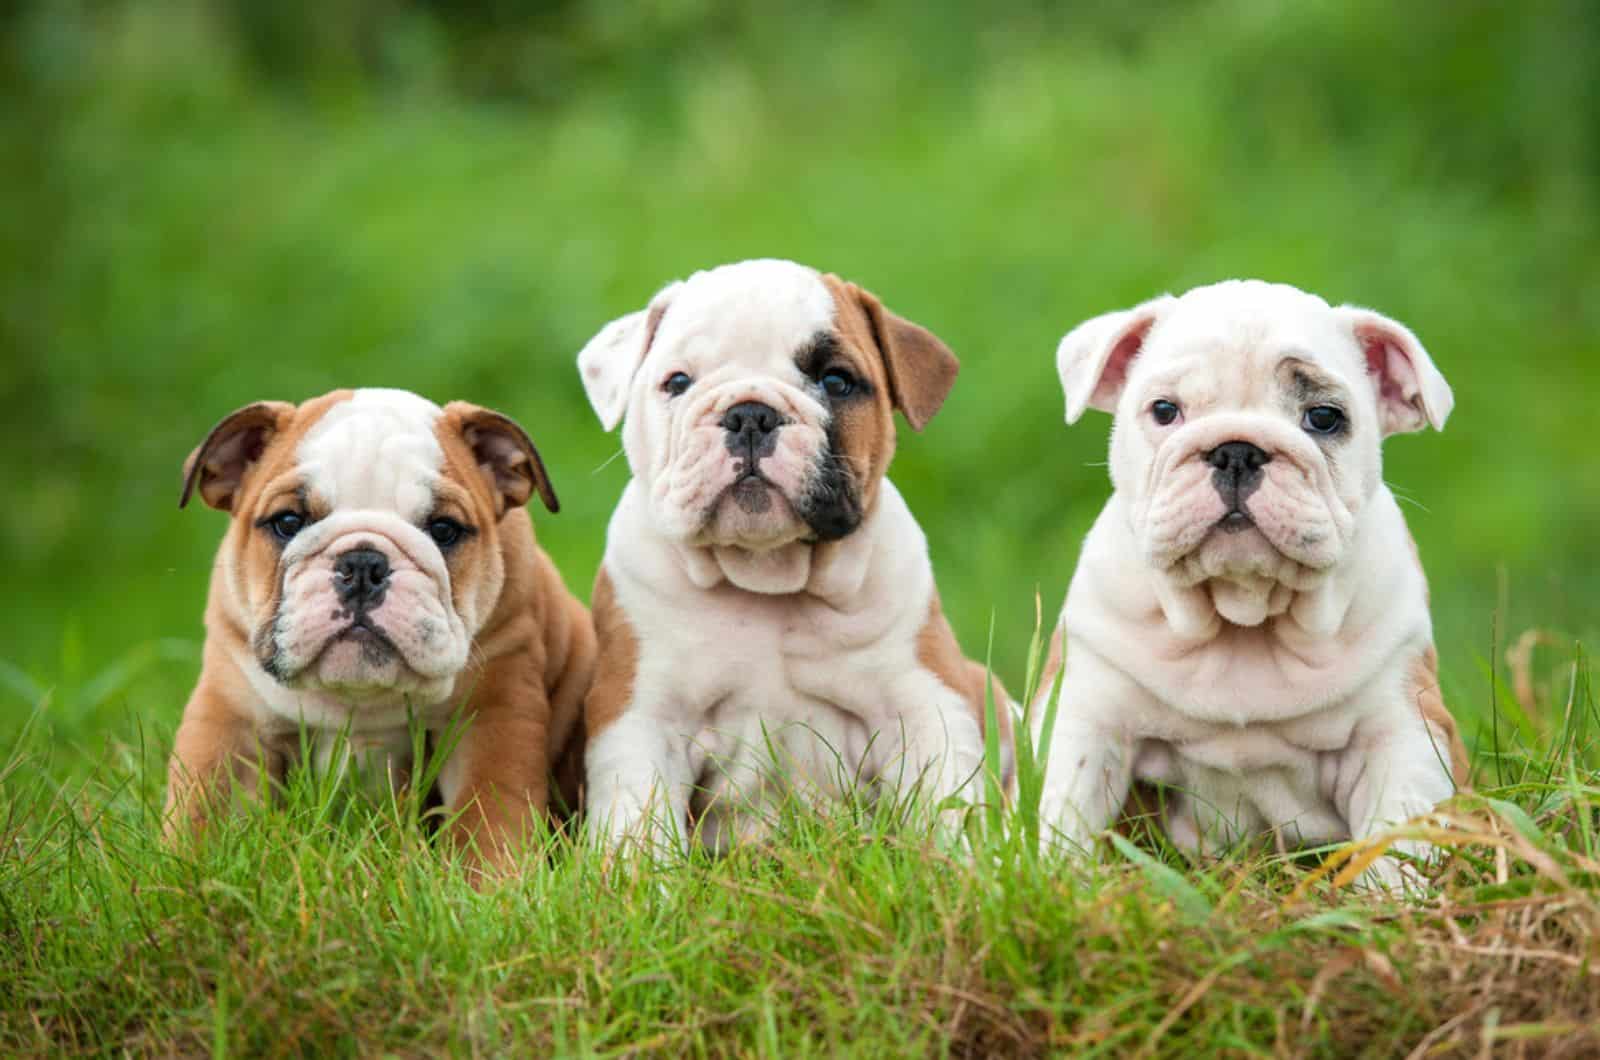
xmin=1035 ymin=280 xmax=1468 ymax=884
xmin=166 ymin=389 xmax=596 ymax=873
xmin=577 ymin=259 xmax=1009 ymax=854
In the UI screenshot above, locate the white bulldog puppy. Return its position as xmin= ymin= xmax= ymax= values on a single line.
xmin=1034 ymin=280 xmax=1468 ymax=883
xmin=577 ymin=259 xmax=1010 ymax=854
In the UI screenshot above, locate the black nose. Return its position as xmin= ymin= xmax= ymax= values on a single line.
xmin=334 ymin=548 xmax=390 ymax=611
xmin=721 ymin=401 xmax=782 ymax=439
xmin=1205 ymin=441 xmax=1272 ymax=476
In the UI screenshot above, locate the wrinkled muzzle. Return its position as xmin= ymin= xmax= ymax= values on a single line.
xmin=1135 ymin=414 xmax=1354 ymax=584
xmin=258 ymin=511 xmax=470 ymax=701
xmin=648 ymin=379 xmax=830 ymax=547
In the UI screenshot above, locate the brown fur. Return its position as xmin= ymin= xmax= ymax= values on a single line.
xmin=819 ymin=273 xmax=963 ymax=523
xmin=817 ymin=274 xmax=901 ymax=519
xmin=842 ymin=280 xmax=961 ymax=431
xmin=916 ymin=596 xmax=1015 ymax=784
xmin=1410 ymin=643 xmax=1470 ymax=790
xmin=580 ymin=566 xmax=640 ymax=751
xmin=1401 ymin=530 xmax=1470 ymax=789
xmin=165 ymin=394 xmax=595 ymax=878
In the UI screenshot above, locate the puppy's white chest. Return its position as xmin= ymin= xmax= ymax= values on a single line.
xmin=656 ymin=589 xmax=897 ymax=768
xmin=1134 ymin=725 xmax=1350 ymax=848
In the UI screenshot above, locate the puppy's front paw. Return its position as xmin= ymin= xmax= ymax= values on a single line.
xmin=1355 ymin=851 xmax=1432 ymax=896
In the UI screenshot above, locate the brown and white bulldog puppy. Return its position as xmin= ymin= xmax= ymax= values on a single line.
xmin=1034 ymin=281 xmax=1469 ymax=886
xmin=576 ymin=259 xmax=1010 ymax=854
xmin=165 ymin=388 xmax=595 ymax=872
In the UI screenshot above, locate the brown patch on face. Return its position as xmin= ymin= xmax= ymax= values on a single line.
xmin=584 ymin=566 xmax=640 ymax=743
xmin=829 ymin=276 xmax=961 ymax=431
xmin=428 ymin=401 xmax=559 ymax=635
xmin=432 ymin=405 xmax=522 ymax=626
xmin=188 ymin=392 xmax=356 ymax=651
xmin=814 ymin=276 xmax=900 ymax=522
xmin=915 ymin=594 xmax=1013 ymax=784
xmin=443 ymin=402 xmax=558 ymax=515
xmin=809 ymin=273 xmax=961 ymax=533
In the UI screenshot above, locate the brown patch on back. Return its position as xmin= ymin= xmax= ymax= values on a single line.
xmin=1400 ymin=528 xmax=1464 ymax=785
xmin=915 ymin=594 xmax=1014 ymax=775
xmin=1410 ymin=643 xmax=1470 ymax=790
xmin=584 ymin=565 xmax=642 ymax=745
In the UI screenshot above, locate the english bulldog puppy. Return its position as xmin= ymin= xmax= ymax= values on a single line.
xmin=1034 ymin=280 xmax=1469 ymax=885
xmin=166 ymin=389 xmax=595 ymax=873
xmin=576 ymin=259 xmax=1010 ymax=854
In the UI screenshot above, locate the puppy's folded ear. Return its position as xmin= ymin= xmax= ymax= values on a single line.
xmin=1337 ymin=308 xmax=1453 ymax=435
xmin=446 ymin=402 xmax=559 ymax=515
xmin=843 ymin=281 xmax=960 ymax=431
xmin=576 ymin=281 xmax=683 ymax=432
xmin=1055 ymin=295 xmax=1174 ymax=424
xmin=180 ymin=401 xmax=295 ymax=512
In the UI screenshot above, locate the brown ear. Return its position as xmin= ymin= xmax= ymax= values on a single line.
xmin=845 ymin=281 xmax=960 ymax=431
xmin=447 ymin=402 xmax=558 ymax=516
xmin=180 ymin=401 xmax=295 ymax=512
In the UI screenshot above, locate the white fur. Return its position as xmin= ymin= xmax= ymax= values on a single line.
xmin=587 ymin=480 xmax=985 ymax=854
xmin=578 ymin=260 xmax=988 ymax=853
xmin=579 ymin=260 xmax=842 ymax=556
xmin=1036 ymin=281 xmax=1459 ymax=881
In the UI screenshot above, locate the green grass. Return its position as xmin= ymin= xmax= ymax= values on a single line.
xmin=3 ymin=630 xmax=1598 ymax=1056
xmin=4 ymin=0 xmax=1599 ymax=1054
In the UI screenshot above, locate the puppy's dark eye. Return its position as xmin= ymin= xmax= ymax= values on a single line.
xmin=820 ymin=369 xmax=857 ymax=400
xmin=1302 ymin=405 xmax=1346 ymax=436
xmin=1151 ymin=400 xmax=1182 ymax=426
xmin=427 ymin=517 xmax=469 ymax=549
xmin=264 ymin=511 xmax=304 ymax=543
xmin=663 ymin=372 xmax=693 ymax=397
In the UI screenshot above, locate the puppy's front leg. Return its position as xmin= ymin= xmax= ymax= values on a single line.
xmin=1037 ymin=721 xmax=1132 ymax=853
xmin=433 ymin=658 xmax=552 ymax=878
xmin=1338 ymin=708 xmax=1457 ymax=890
xmin=585 ymin=709 xmax=696 ymax=857
xmin=883 ymin=673 xmax=988 ymax=830
xmin=164 ymin=679 xmax=284 ymax=838
xmin=1034 ymin=645 xmax=1137 ymax=853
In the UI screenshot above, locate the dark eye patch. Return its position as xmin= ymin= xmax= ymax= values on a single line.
xmin=796 ymin=330 xmax=872 ymax=399
xmin=1285 ymin=364 xmax=1343 ymax=406
xmin=795 ymin=331 xmax=843 ymax=378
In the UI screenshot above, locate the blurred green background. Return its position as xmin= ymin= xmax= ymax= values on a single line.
xmin=3 ymin=0 xmax=1597 ymax=759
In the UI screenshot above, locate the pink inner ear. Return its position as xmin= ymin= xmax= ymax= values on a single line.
xmin=1092 ymin=318 xmax=1157 ymax=410
xmin=465 ymin=426 xmax=532 ymax=509
xmin=1360 ymin=332 xmax=1415 ymax=408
